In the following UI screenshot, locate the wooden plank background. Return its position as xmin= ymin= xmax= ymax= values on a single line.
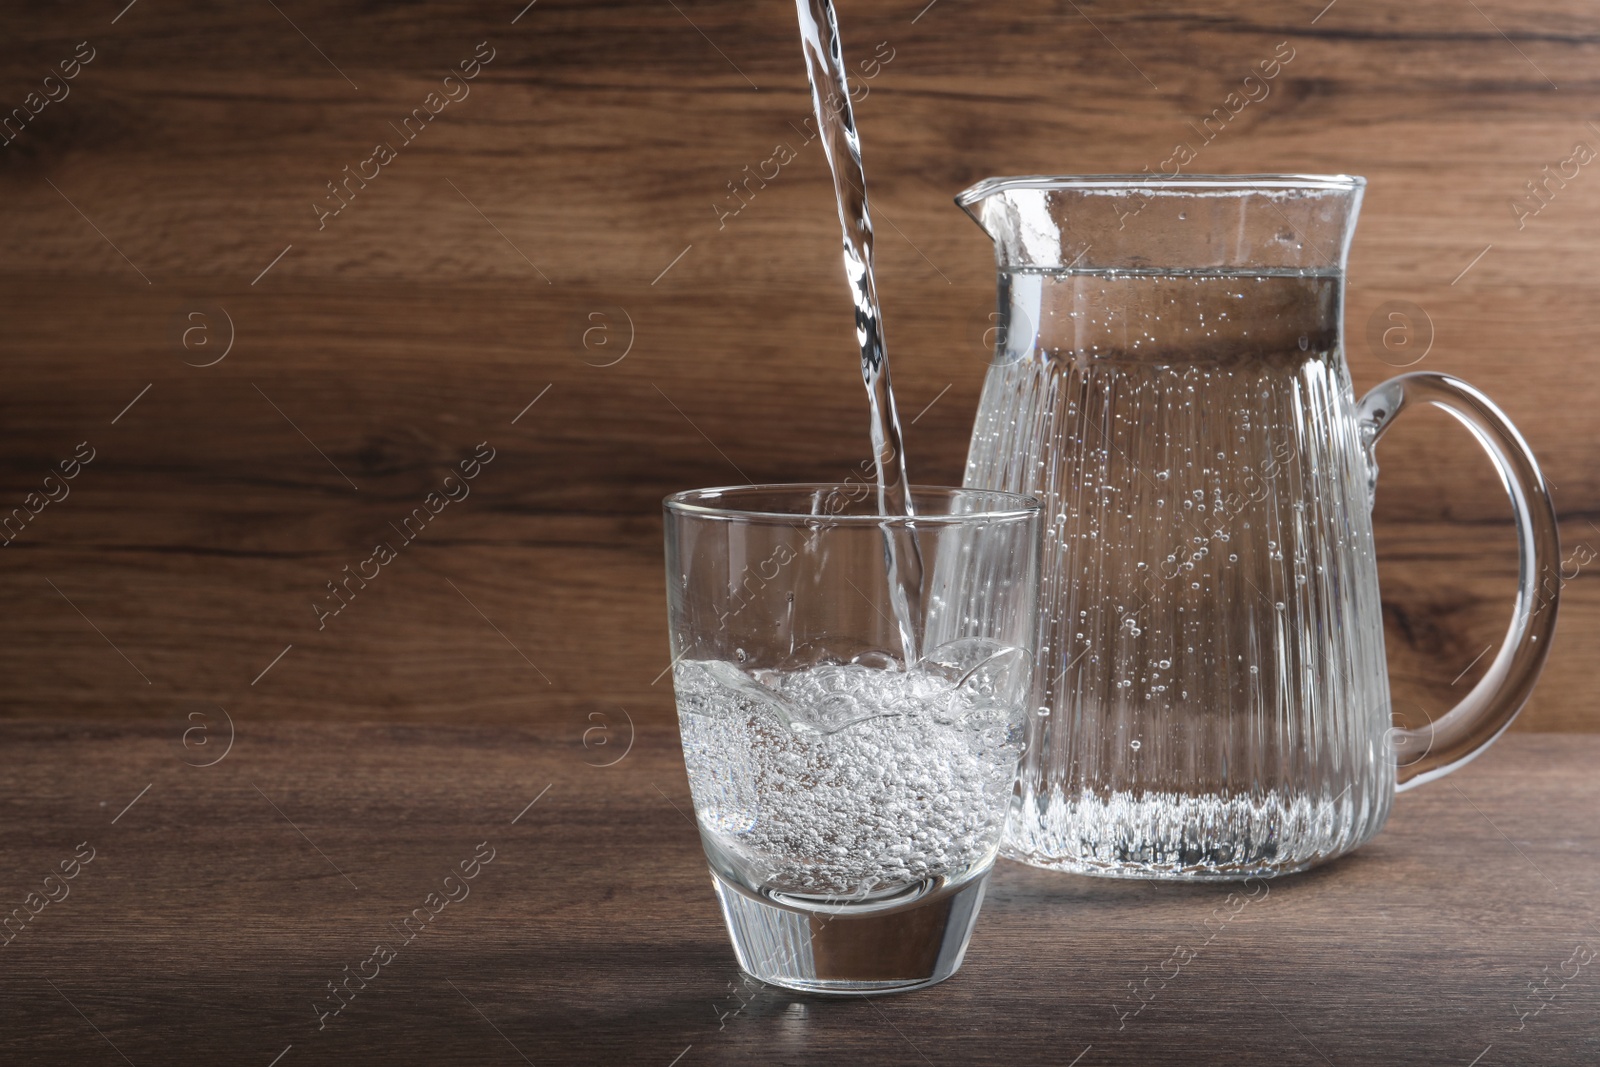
xmin=0 ymin=0 xmax=1594 ymax=734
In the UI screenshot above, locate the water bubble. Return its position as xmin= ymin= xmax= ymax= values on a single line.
xmin=1130 ymin=739 xmax=1142 ymax=750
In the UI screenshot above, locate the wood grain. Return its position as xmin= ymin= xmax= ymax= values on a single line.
xmin=0 ymin=0 xmax=1595 ymax=729
xmin=0 ymin=722 xmax=1596 ymax=1065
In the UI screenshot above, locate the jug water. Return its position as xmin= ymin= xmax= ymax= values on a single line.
xmin=959 ymin=175 xmax=1561 ymax=878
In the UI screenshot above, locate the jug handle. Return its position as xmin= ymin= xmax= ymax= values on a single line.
xmin=1356 ymin=372 xmax=1561 ymax=790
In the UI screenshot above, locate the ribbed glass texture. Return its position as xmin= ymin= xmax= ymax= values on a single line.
xmin=966 ymin=265 xmax=1393 ymax=878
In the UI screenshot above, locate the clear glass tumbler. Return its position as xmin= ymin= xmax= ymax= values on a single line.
xmin=664 ymin=484 xmax=1040 ymax=993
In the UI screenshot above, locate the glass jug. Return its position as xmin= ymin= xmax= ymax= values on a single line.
xmin=958 ymin=175 xmax=1561 ymax=879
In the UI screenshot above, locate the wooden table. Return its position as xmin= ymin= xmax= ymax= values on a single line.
xmin=2 ymin=722 xmax=1595 ymax=1065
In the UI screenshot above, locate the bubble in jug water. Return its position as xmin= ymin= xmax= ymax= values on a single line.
xmin=959 ymin=264 xmax=1379 ymax=873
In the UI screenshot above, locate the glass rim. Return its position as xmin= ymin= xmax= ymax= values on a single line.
xmin=663 ymin=483 xmax=1041 ymax=525
xmin=957 ymin=173 xmax=1366 ymax=206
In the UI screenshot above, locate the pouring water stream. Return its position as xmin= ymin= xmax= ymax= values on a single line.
xmin=793 ymin=0 xmax=924 ymax=664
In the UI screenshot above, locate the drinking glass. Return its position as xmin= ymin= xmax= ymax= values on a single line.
xmin=958 ymin=175 xmax=1561 ymax=878
xmin=664 ymin=484 xmax=1040 ymax=993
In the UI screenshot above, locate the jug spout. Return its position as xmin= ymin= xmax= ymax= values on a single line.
xmin=955 ymin=176 xmax=1064 ymax=265
xmin=954 ymin=174 xmax=1365 ymax=273
xmin=954 ymin=176 xmax=1006 ymax=237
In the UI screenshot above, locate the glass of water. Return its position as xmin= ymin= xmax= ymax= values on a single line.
xmin=664 ymin=484 xmax=1040 ymax=994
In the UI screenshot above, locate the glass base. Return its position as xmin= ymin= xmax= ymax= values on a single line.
xmin=710 ymin=868 xmax=990 ymax=995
